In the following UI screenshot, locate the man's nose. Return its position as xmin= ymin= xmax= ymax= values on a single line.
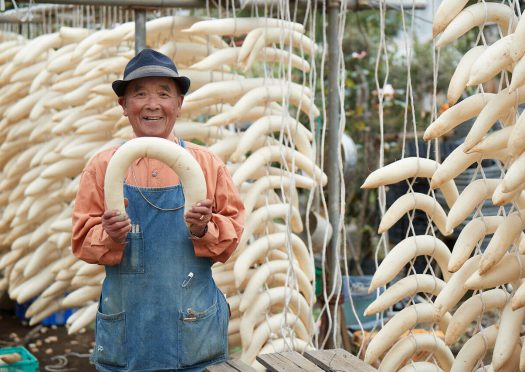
xmin=145 ymin=96 xmax=161 ymax=109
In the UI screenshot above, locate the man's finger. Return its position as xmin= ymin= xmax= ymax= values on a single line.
xmin=187 ymin=206 xmax=211 ymax=215
xmin=104 ymin=219 xmax=131 ymax=231
xmin=194 ymin=199 xmax=212 ymax=208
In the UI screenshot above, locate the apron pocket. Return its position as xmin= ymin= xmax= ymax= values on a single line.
xmin=120 ymin=232 xmax=144 ymax=274
xmin=94 ymin=310 xmax=127 ymax=368
xmin=179 ymin=298 xmax=226 ymax=367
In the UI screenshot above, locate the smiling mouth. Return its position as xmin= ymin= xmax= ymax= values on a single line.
xmin=143 ymin=116 xmax=163 ymax=121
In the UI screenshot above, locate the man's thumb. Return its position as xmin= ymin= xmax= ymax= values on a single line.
xmin=124 ymin=198 xmax=129 ymax=208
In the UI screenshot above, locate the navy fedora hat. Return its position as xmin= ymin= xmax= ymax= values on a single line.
xmin=112 ymin=48 xmax=190 ymax=97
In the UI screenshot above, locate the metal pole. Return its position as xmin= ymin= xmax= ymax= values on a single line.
xmin=325 ymin=0 xmax=342 ymax=349
xmin=134 ymin=8 xmax=146 ymax=54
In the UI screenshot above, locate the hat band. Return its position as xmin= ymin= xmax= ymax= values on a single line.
xmin=124 ymin=65 xmax=179 ymax=81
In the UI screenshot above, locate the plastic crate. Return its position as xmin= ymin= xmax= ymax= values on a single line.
xmin=0 ymin=347 xmax=38 ymax=372
xmin=342 ymin=275 xmax=385 ymax=331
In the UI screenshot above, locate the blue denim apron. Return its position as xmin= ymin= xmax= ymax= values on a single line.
xmin=91 ymin=140 xmax=229 ymax=371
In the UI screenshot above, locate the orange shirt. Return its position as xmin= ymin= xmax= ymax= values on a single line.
xmin=72 ymin=134 xmax=245 ymax=265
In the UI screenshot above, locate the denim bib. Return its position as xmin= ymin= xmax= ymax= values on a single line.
xmin=91 ymin=140 xmax=229 ymax=371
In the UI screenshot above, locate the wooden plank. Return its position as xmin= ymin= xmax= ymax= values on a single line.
xmin=304 ymin=349 xmax=378 ymax=372
xmin=205 ymin=359 xmax=257 ymax=372
xmin=226 ymin=359 xmax=258 ymax=371
xmin=257 ymin=351 xmax=324 ymax=372
xmin=205 ymin=363 xmax=235 ymax=372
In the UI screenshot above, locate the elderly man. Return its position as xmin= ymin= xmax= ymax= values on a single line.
xmin=72 ymin=49 xmax=244 ymax=371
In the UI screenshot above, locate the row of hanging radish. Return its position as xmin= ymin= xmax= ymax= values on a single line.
xmin=0 ymin=15 xmax=325 ymax=369
xmin=362 ymin=1 xmax=525 ymax=371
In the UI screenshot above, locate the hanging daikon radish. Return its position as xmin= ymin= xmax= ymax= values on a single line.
xmin=445 ymin=289 xmax=508 ymax=345
xmin=447 ymin=46 xmax=487 ymax=105
xmin=233 ymin=232 xmax=313 ymax=285
xmin=493 ymin=299 xmax=525 ymax=370
xmin=239 ymin=286 xmax=313 ymax=346
xmin=68 ymin=302 xmax=97 ymax=335
xmin=240 ymin=313 xmax=309 ymax=364
xmin=12 ymin=32 xmax=62 ymax=65
xmin=424 ymin=93 xmax=494 ymax=141
xmin=232 ymin=146 xmax=327 ymax=187
xmin=465 ymin=86 xmax=525 ymax=152
xmin=468 ymin=34 xmax=516 ymax=86
xmin=104 ymin=137 xmax=206 ymax=219
xmin=369 ymin=235 xmax=451 ymax=293
xmin=182 ymin=18 xmax=305 ymax=37
xmin=465 ymin=254 xmax=525 ymax=290
xmin=365 ymin=274 xmax=444 ymax=316
xmin=451 ymin=216 xmax=507 ymax=272
xmin=378 ymin=333 xmax=453 ymax=372
xmin=434 ymin=255 xmax=481 ymax=317
xmin=239 ymin=260 xmax=312 ymax=311
xmin=436 ymin=3 xmax=517 ymax=48
xmin=378 ymin=193 xmax=452 ymax=236
xmin=451 ymin=325 xmax=499 ymax=372
xmin=470 ymin=125 xmax=513 ymax=154
xmin=206 ymin=84 xmax=319 ymax=127
xmin=430 ymin=144 xmax=509 ymax=189
xmin=446 ymin=178 xmax=499 ymax=230
xmin=364 ymin=303 xmax=447 ymax=364
xmin=61 ymin=286 xmax=101 ymax=308
xmin=432 ymin=0 xmax=469 ymax=36
xmin=479 ymin=210 xmax=525 ymax=274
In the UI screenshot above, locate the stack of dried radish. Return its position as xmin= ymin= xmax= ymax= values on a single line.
xmin=0 ymin=15 xmax=323 ymax=366
xmin=362 ymin=1 xmax=525 ymax=371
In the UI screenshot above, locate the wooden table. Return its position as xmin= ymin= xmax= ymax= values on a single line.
xmin=205 ymin=349 xmax=378 ymax=371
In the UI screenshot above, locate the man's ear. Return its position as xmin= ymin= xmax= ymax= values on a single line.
xmin=118 ymin=97 xmax=128 ymax=117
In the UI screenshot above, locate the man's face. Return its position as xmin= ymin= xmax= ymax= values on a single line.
xmin=118 ymin=77 xmax=184 ymax=139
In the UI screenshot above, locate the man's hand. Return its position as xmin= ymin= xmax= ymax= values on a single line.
xmin=185 ymin=199 xmax=213 ymax=238
xmin=102 ymin=198 xmax=131 ymax=243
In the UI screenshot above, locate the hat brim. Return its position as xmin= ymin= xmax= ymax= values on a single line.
xmin=112 ymin=74 xmax=190 ymax=97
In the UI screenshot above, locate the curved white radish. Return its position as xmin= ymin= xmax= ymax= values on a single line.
xmin=436 ymin=3 xmax=517 ymax=48
xmin=242 ymin=174 xmax=315 ymax=216
xmin=377 ymin=332 xmax=454 ymax=372
xmin=231 ymin=115 xmax=313 ymax=161
xmin=451 ymin=325 xmax=499 ymax=372
xmin=446 ymin=178 xmax=499 ymax=231
xmin=444 ymin=288 xmax=508 ymax=345
xmin=239 ymin=260 xmax=312 ymax=312
xmin=434 ymin=255 xmax=481 ymax=317
xmin=239 ymin=287 xmax=313 ymax=347
xmin=206 ymin=85 xmax=319 ymax=127
xmin=493 ymin=299 xmax=525 ymax=370
xmin=424 ymin=93 xmax=494 ymax=141
xmin=378 ymin=193 xmax=452 ymax=236
xmin=240 ymin=313 xmax=309 ymax=364
xmin=430 ymin=144 xmax=509 ymax=189
xmin=469 ymin=125 xmax=513 ymax=154
xmin=369 ymin=235 xmax=451 ymax=293
xmin=361 ymin=157 xmax=458 ymax=208
xmin=432 ymin=0 xmax=469 ymax=37
xmin=448 ymin=46 xmax=486 ymax=105
xmin=398 ymin=362 xmax=443 ymax=372
xmin=468 ymin=34 xmax=515 ymax=86
xmin=364 ymin=303 xmax=446 ymax=364
xmin=450 ymin=216 xmax=504 ymax=272
xmin=479 ymin=210 xmax=525 ymax=274
xmin=233 ymin=232 xmax=313 ymax=285
xmin=182 ymin=18 xmax=305 ymax=37
xmin=232 ymin=146 xmax=327 ymax=187
xmin=465 ymin=254 xmax=525 ymax=290
xmin=104 ymin=137 xmax=206 ymax=220
xmin=511 ymin=11 xmax=525 ymax=61
xmin=464 ymin=86 xmax=525 ymax=152
xmin=502 ymin=151 xmax=525 ymax=193
xmin=364 ymin=274 xmax=445 ymax=316
xmin=68 ymin=302 xmax=98 ymax=335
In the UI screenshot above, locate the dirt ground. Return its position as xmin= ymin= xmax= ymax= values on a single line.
xmin=0 ymin=305 xmax=95 ymax=371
